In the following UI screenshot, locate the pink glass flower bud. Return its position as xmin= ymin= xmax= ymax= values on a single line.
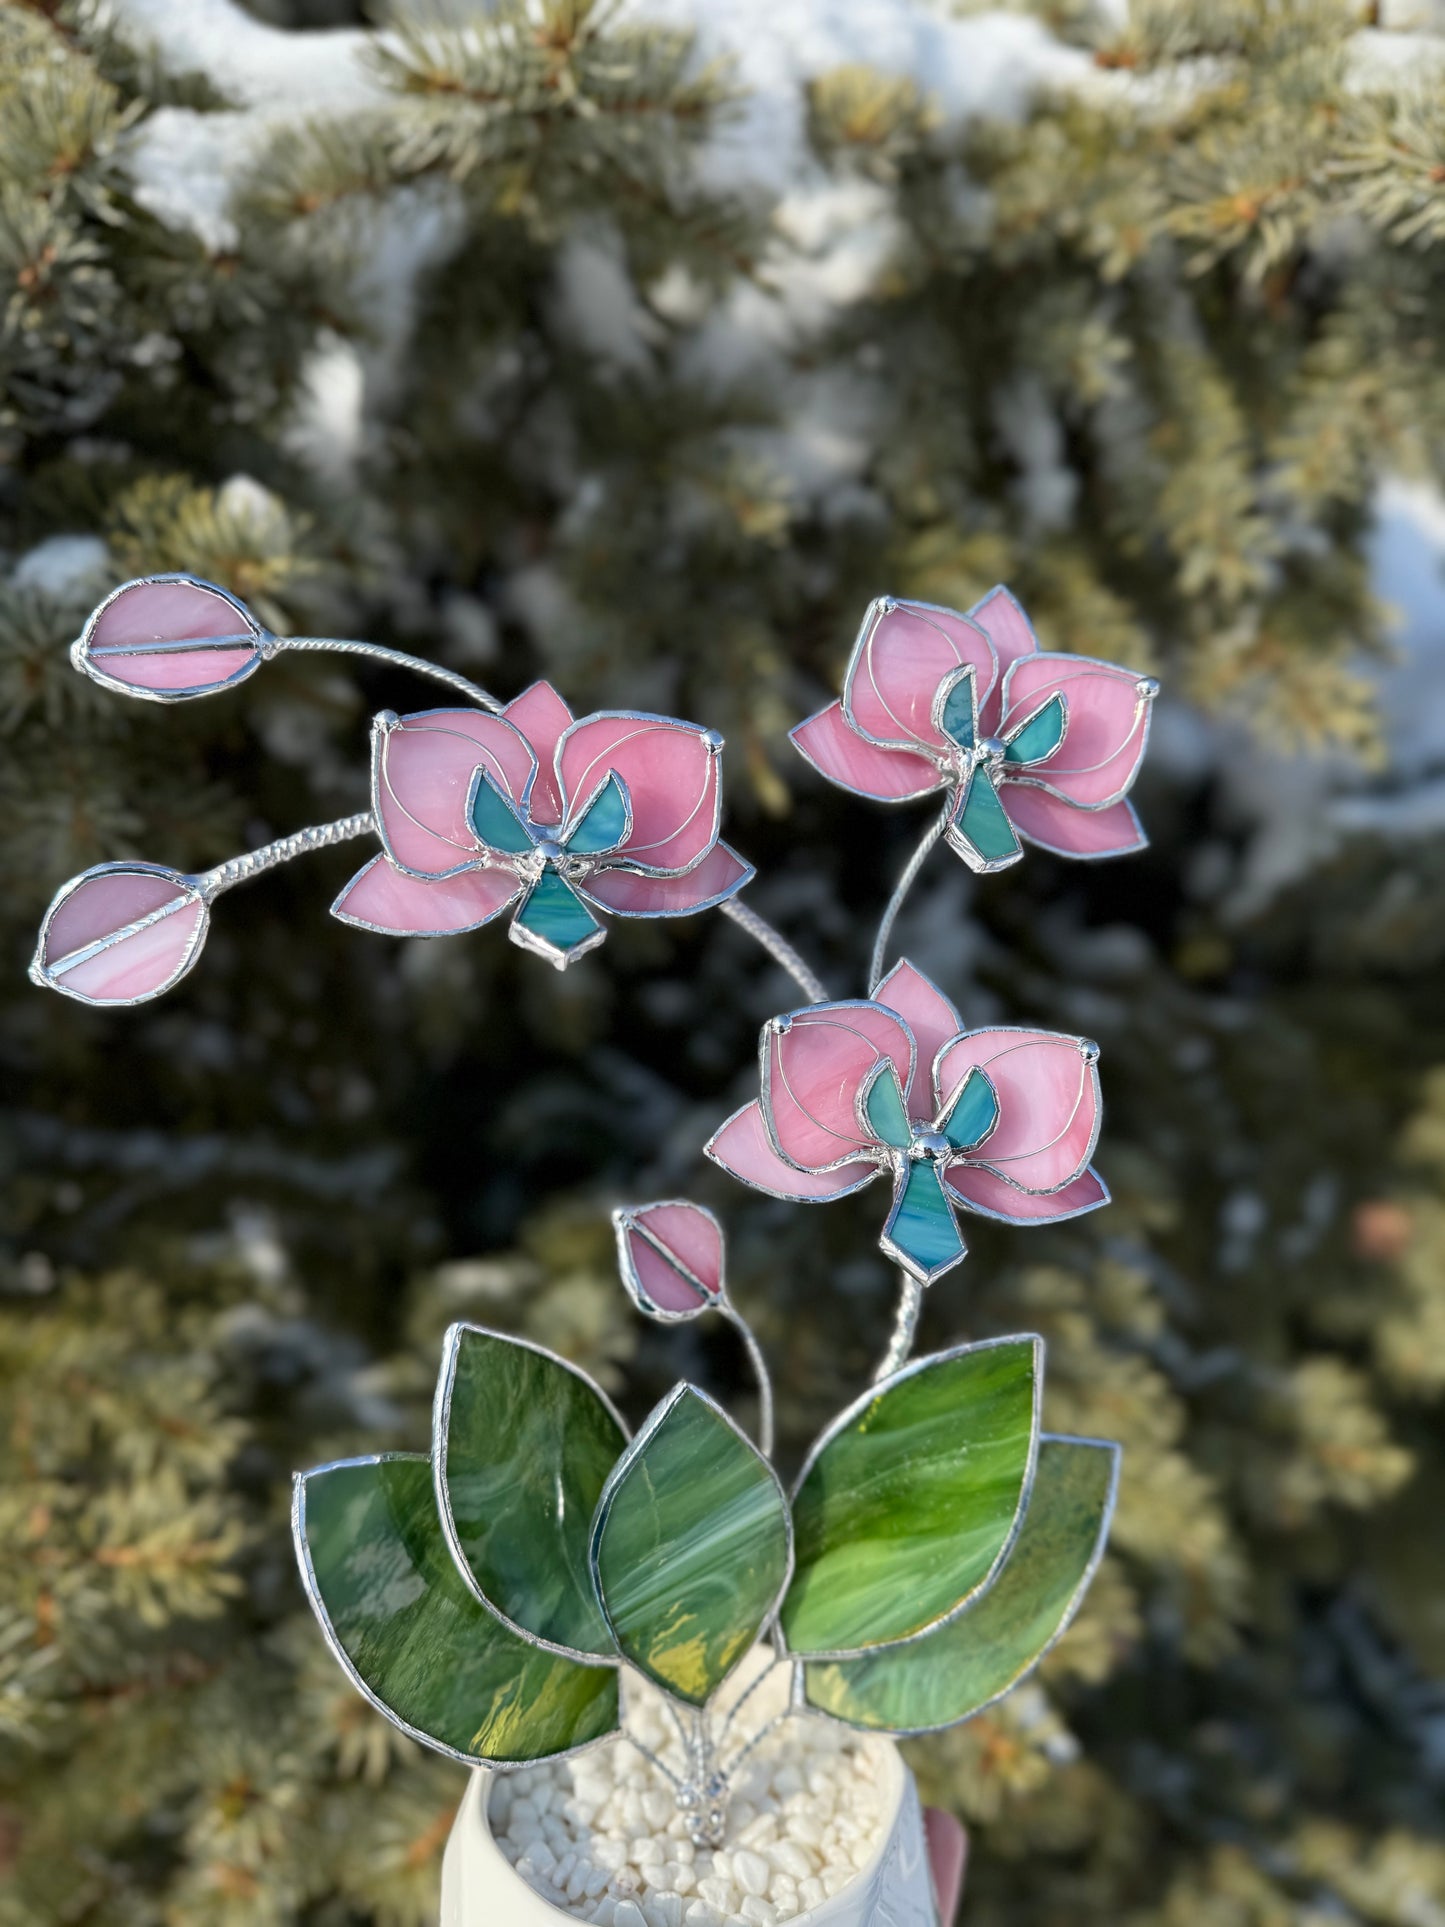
xmin=612 ymin=1200 xmax=726 ymax=1322
xmin=74 ymin=575 xmax=267 ymax=701
xmin=30 ymin=863 xmax=210 ymax=1006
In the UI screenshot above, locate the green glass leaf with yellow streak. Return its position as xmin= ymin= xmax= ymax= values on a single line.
xmin=295 ymin=1454 xmax=619 ymax=1764
xmin=782 ymin=1336 xmax=1041 ymax=1656
xmin=590 ymin=1386 xmax=791 ymax=1707
xmin=801 ymin=1435 xmax=1118 ymax=1731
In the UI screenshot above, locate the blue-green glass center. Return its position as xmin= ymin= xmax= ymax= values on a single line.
xmin=938 ymin=1067 xmax=998 ymax=1152
xmin=938 ymin=668 xmax=976 ymax=751
xmin=1003 ymin=694 xmax=1066 ymax=767
xmin=515 ymin=865 xmax=602 ymax=957
xmin=565 ymin=773 xmax=629 ymax=855
xmin=886 ymin=1161 xmax=966 ymax=1282
xmin=864 ymin=1067 xmax=912 ymax=1150
xmin=470 ymin=770 xmax=534 ymax=855
xmin=954 ymin=769 xmax=1021 ymax=864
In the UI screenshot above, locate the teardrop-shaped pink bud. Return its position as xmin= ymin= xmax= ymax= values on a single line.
xmin=31 ymin=864 xmax=209 ymax=1006
xmin=612 ymin=1200 xmax=726 ymax=1321
xmin=75 ymin=576 xmax=266 ymax=701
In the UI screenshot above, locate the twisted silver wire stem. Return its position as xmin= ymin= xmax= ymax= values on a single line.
xmin=873 ymin=1270 xmax=924 ymax=1382
xmin=722 ymin=1304 xmax=775 ymax=1459
xmin=195 ymin=812 xmax=376 ymax=900
xmin=868 ymin=798 xmax=951 ymax=991
xmin=720 ymin=899 xmax=829 ymax=1005
xmin=267 ymin=637 xmax=503 ymax=712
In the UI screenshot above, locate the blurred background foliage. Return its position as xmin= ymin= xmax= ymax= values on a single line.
xmin=2 ymin=0 xmax=1445 ymax=1921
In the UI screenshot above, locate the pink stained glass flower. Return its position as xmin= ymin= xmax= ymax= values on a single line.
xmin=30 ymin=863 xmax=210 ymax=1006
xmin=704 ymin=959 xmax=1108 ymax=1287
xmin=72 ymin=575 xmax=267 ymax=701
xmin=790 ymin=588 xmax=1159 ymax=871
xmin=612 ymin=1200 xmax=726 ymax=1321
xmin=332 ymin=683 xmax=754 ymax=969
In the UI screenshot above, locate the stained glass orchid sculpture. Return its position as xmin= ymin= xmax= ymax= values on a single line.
xmin=35 ymin=573 xmax=1157 ymax=1873
xmin=706 ymin=961 xmax=1106 ymax=1289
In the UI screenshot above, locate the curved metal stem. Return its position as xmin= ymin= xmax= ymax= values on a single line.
xmin=873 ymin=1270 xmax=924 ymax=1382
xmin=722 ymin=1304 xmax=775 ymax=1459
xmin=868 ymin=799 xmax=951 ymax=991
xmin=720 ymin=898 xmax=830 ymax=1005
xmin=267 ymin=636 xmax=504 ymax=712
xmin=195 ymin=811 xmax=375 ymax=900
xmin=722 ymin=1709 xmax=791 ymax=1780
xmin=620 ymin=1728 xmax=684 ymax=1792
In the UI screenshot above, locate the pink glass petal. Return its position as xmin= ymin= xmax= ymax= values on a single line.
xmin=39 ymin=867 xmax=205 ymax=1004
xmin=581 ymin=842 xmax=752 ymax=917
xmin=924 ymin=1808 xmax=968 ymax=1926
xmin=84 ymin=579 xmax=261 ymax=696
xmin=331 ymin=855 xmax=520 ymax=935
xmin=623 ymin=1201 xmax=724 ymax=1313
xmin=557 ymin=715 xmax=720 ymax=875
xmin=1003 ymin=787 xmax=1148 ymax=859
xmin=706 ymin=1100 xmax=879 ymax=1202
xmin=627 ymin=1231 xmax=709 ymax=1312
xmin=935 ymin=1029 xmax=1099 ymax=1193
xmin=766 ymin=1002 xmax=916 ymax=1169
xmin=791 ymin=702 xmax=941 ymax=802
xmin=1001 ymin=655 xmax=1151 ymax=806
xmin=871 ymin=960 xmax=964 ymax=1119
xmin=375 ymin=710 xmax=535 ymax=875
xmin=945 ymin=1163 xmax=1109 ymax=1225
xmin=505 ymin=681 xmax=575 ymax=825
xmin=967 ymin=586 xmax=1038 ymax=736
xmin=844 ymin=601 xmax=997 ymax=751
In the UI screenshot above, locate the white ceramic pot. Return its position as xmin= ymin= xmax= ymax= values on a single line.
xmin=440 ymin=1738 xmax=941 ymax=1927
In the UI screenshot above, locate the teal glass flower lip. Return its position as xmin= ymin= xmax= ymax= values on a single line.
xmin=706 ymin=959 xmax=1110 ymax=1287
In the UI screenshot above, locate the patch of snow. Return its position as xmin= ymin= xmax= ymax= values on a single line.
xmin=285 ymin=332 xmax=366 ymax=479
xmin=11 ymin=535 xmax=110 ymax=598
xmin=553 ymin=233 xmax=663 ymax=374
xmin=109 ymin=0 xmax=379 ymax=111
xmin=623 ymin=0 xmax=1095 ymax=196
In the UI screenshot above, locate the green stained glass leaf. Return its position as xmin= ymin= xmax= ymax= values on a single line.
xmin=591 ymin=1386 xmax=791 ymax=1707
xmin=469 ymin=770 xmax=534 ymax=855
xmin=801 ymin=1435 xmax=1119 ymax=1732
xmin=436 ymin=1325 xmax=626 ymax=1658
xmin=880 ymin=1159 xmax=966 ymax=1284
xmin=781 ymin=1335 xmax=1041 ymax=1657
xmin=565 ymin=773 xmax=630 ymax=854
xmin=938 ymin=1067 xmax=998 ymax=1153
xmin=937 ymin=667 xmax=976 ymax=750
xmin=864 ymin=1066 xmax=912 ymax=1150
xmin=514 ymin=866 xmax=604 ymax=960
xmin=295 ymin=1454 xmax=620 ymax=1764
xmin=1004 ymin=695 xmax=1067 ymax=767
xmin=951 ymin=768 xmax=1021 ymax=866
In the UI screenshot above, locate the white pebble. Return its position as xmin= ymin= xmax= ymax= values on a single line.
xmin=697 ymin=1877 xmax=736 ymax=1913
xmin=768 ymin=1841 xmax=813 ymax=1880
xmin=740 ymin=1900 xmax=778 ymax=1926
xmin=612 ymin=1904 xmax=647 ymax=1927
xmin=732 ymin=1850 xmax=770 ymax=1897
xmin=642 ymin=1790 xmax=673 ymax=1829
